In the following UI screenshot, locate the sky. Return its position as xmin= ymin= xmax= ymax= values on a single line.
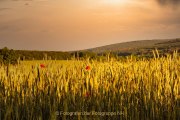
xmin=0 ymin=0 xmax=180 ymax=51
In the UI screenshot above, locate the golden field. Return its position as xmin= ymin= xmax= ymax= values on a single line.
xmin=0 ymin=52 xmax=180 ymax=120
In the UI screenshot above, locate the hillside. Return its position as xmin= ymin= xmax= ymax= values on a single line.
xmin=1 ymin=38 xmax=180 ymax=62
xmin=87 ymin=38 xmax=180 ymax=56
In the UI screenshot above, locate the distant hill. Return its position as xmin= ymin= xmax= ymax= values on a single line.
xmin=1 ymin=38 xmax=180 ymax=62
xmin=86 ymin=38 xmax=180 ymax=56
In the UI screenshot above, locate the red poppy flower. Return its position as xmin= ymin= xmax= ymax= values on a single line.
xmin=85 ymin=92 xmax=90 ymax=97
xmin=40 ymin=64 xmax=45 ymax=68
xmin=86 ymin=66 xmax=90 ymax=71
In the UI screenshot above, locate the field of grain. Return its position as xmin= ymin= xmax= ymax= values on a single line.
xmin=0 ymin=52 xmax=180 ymax=120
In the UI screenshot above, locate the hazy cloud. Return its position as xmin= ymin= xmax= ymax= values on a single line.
xmin=156 ymin=0 xmax=180 ymax=6
xmin=0 ymin=8 xmax=10 ymax=11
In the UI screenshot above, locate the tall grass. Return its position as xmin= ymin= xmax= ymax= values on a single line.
xmin=0 ymin=52 xmax=179 ymax=120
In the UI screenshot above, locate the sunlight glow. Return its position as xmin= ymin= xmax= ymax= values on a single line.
xmin=102 ymin=0 xmax=127 ymax=4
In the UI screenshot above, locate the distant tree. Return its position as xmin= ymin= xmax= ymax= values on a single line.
xmin=0 ymin=54 xmax=3 ymax=64
xmin=0 ymin=47 xmax=18 ymax=65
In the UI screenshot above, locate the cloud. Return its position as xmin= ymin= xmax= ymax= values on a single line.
xmin=156 ymin=0 xmax=180 ymax=6
xmin=0 ymin=8 xmax=11 ymax=11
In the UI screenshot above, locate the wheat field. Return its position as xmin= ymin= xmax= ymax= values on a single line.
xmin=0 ymin=52 xmax=180 ymax=120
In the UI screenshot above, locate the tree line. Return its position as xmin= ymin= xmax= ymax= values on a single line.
xmin=0 ymin=47 xmax=102 ymax=65
xmin=1 ymin=47 xmax=176 ymax=65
